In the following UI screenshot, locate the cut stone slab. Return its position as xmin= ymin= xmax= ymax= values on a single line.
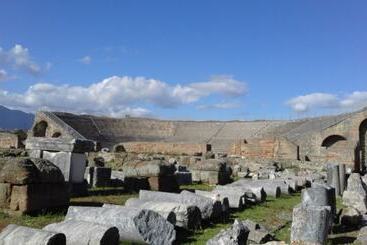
xmin=122 ymin=160 xmax=175 ymax=177
xmin=342 ymin=173 xmax=367 ymax=214
xmin=139 ymin=190 xmax=222 ymax=220
xmin=195 ymin=190 xmax=230 ymax=219
xmin=357 ymin=226 xmax=367 ymax=243
xmin=0 ymin=158 xmax=39 ymax=184
xmin=65 ymin=206 xmax=176 ymax=244
xmin=212 ymin=188 xmax=246 ymax=209
xmin=206 ymin=219 xmax=249 ymax=245
xmin=122 ymin=199 xmax=201 ymax=230
xmin=104 ymin=202 xmax=177 ymax=227
xmin=290 ymin=204 xmax=331 ymax=245
xmin=43 ymin=220 xmax=119 ymax=245
xmin=0 ymin=224 xmax=66 ymax=245
xmin=229 ymin=179 xmax=281 ymax=198
xmin=217 ymin=185 xmax=266 ymax=203
xmin=311 ymin=183 xmax=337 ymax=217
xmin=241 ymin=219 xmax=273 ymax=244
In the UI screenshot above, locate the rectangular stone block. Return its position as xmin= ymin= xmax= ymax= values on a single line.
xmin=148 ymin=175 xmax=179 ymax=192
xmin=9 ymin=183 xmax=69 ymax=213
xmin=43 ymin=151 xmax=86 ymax=183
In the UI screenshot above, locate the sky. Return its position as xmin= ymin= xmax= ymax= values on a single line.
xmin=0 ymin=0 xmax=367 ymax=120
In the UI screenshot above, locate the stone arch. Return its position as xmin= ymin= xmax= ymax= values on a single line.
xmin=321 ymin=135 xmax=347 ymax=148
xmin=359 ymin=119 xmax=367 ymax=171
xmin=33 ymin=121 xmax=48 ymax=137
xmin=52 ymin=132 xmax=61 ymax=138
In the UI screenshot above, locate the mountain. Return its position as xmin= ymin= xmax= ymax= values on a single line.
xmin=0 ymin=106 xmax=34 ymax=130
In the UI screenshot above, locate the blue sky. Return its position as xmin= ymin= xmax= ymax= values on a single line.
xmin=0 ymin=1 xmax=367 ymax=120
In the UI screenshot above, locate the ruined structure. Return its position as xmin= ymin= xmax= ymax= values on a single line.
xmin=29 ymin=107 xmax=367 ymax=170
xmin=0 ymin=131 xmax=24 ymax=149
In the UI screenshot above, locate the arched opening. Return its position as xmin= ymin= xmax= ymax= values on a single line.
xmin=360 ymin=119 xmax=367 ymax=172
xmin=321 ymin=135 xmax=347 ymax=148
xmin=33 ymin=121 xmax=48 ymax=137
xmin=52 ymin=132 xmax=61 ymax=138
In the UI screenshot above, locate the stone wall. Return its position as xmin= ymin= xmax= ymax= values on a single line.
xmin=116 ymin=142 xmax=210 ymax=156
xmin=0 ymin=132 xmax=21 ymax=149
xmin=229 ymin=137 xmax=298 ymax=160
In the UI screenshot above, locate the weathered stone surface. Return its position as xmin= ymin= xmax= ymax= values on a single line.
xmin=122 ymin=160 xmax=175 ymax=177
xmin=311 ymin=183 xmax=336 ymax=217
xmin=211 ymin=188 xmax=245 ymax=209
xmin=43 ymin=151 xmax=86 ymax=183
xmin=0 ymin=183 xmax=11 ymax=208
xmin=342 ymin=173 xmax=367 ymax=213
xmin=180 ymin=190 xmax=223 ymax=220
xmin=195 ymin=190 xmax=230 ymax=219
xmin=26 ymin=137 xmax=96 ymax=153
xmin=217 ymin=185 xmax=266 ymax=203
xmin=65 ymin=206 xmax=176 ymax=244
xmin=43 ymin=220 xmax=119 ymax=245
xmin=139 ymin=190 xmax=222 ymax=220
xmin=148 ymin=175 xmax=179 ymax=192
xmin=0 ymin=158 xmax=39 ymax=184
xmin=301 ymin=187 xmax=329 ymax=207
xmin=240 ymin=219 xmax=273 ymax=244
xmin=0 ymin=224 xmax=66 ymax=245
xmin=9 ymin=183 xmax=69 ymax=213
xmin=230 ymin=179 xmax=281 ymax=198
xmin=122 ymin=199 xmax=201 ymax=229
xmin=190 ymin=159 xmax=231 ymax=185
xmin=357 ymin=226 xmax=367 ymax=243
xmin=104 ymin=202 xmax=177 ymax=227
xmin=290 ymin=204 xmax=331 ymax=245
xmin=340 ymin=207 xmax=362 ymax=227
xmin=31 ymin=158 xmax=65 ymax=183
xmin=327 ymin=164 xmax=340 ymax=196
xmin=206 ymin=219 xmax=249 ymax=245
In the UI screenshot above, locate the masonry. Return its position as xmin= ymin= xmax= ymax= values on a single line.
xmin=0 ymin=132 xmax=22 ymax=149
xmin=28 ymin=107 xmax=367 ymax=170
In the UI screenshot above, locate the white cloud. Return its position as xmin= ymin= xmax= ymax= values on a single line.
xmin=190 ymin=75 xmax=247 ymax=97
xmin=79 ymin=56 xmax=92 ymax=65
xmin=0 ymin=44 xmax=43 ymax=75
xmin=197 ymin=102 xmax=240 ymax=110
xmin=287 ymin=91 xmax=367 ymax=113
xmin=0 ymin=75 xmax=247 ymax=117
xmin=0 ymin=69 xmax=8 ymax=81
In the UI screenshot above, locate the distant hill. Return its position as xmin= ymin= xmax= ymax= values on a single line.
xmin=0 ymin=106 xmax=34 ymax=130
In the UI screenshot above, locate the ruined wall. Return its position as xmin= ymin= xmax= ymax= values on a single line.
xmin=116 ymin=142 xmax=210 ymax=156
xmin=229 ymin=137 xmax=298 ymax=160
xmin=297 ymin=109 xmax=367 ymax=168
xmin=0 ymin=132 xmax=21 ymax=149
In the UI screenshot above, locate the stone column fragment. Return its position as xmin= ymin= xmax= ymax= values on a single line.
xmin=0 ymin=224 xmax=66 ymax=245
xmin=43 ymin=220 xmax=119 ymax=245
xmin=65 ymin=206 xmax=176 ymax=245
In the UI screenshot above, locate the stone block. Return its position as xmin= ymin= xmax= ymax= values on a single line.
xmin=9 ymin=183 xmax=69 ymax=213
xmin=43 ymin=151 xmax=86 ymax=183
xmin=0 ymin=224 xmax=66 ymax=245
xmin=0 ymin=183 xmax=11 ymax=208
xmin=291 ymin=204 xmax=331 ymax=245
xmin=148 ymin=175 xmax=179 ymax=192
xmin=43 ymin=220 xmax=119 ymax=245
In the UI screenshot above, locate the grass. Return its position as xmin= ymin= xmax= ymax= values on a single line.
xmin=180 ymin=193 xmax=301 ymax=244
xmin=2 ymin=185 xmax=351 ymax=245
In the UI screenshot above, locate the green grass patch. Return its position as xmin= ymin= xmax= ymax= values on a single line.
xmin=180 ymin=183 xmax=214 ymax=192
xmin=181 ymin=193 xmax=301 ymax=244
